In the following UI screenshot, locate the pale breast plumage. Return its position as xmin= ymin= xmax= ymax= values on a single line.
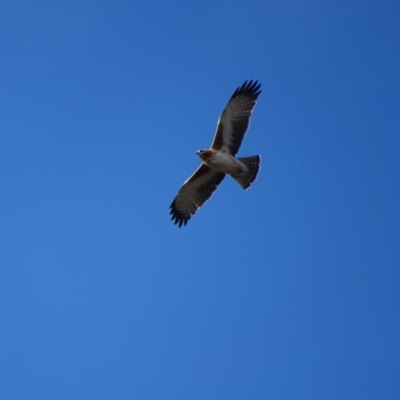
xmin=202 ymin=151 xmax=244 ymax=175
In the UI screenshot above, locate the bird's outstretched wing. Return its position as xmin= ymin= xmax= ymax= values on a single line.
xmin=170 ymin=164 xmax=225 ymax=227
xmin=211 ymin=80 xmax=261 ymax=156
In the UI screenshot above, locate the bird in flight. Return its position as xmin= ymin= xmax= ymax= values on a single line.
xmin=170 ymin=80 xmax=262 ymax=227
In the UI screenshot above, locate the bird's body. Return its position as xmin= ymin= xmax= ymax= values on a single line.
xmin=170 ymin=80 xmax=262 ymax=227
xmin=197 ymin=149 xmax=246 ymax=175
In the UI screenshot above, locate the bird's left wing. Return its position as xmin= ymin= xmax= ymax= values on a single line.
xmin=211 ymin=80 xmax=261 ymax=156
xmin=170 ymin=164 xmax=225 ymax=227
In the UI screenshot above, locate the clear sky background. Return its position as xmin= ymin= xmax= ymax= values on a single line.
xmin=1 ymin=1 xmax=400 ymax=399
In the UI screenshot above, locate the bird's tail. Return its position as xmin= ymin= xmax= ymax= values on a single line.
xmin=231 ymin=155 xmax=261 ymax=190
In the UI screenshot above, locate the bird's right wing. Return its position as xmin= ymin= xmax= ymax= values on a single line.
xmin=170 ymin=164 xmax=225 ymax=227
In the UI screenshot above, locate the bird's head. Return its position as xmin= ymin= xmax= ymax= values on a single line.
xmin=196 ymin=149 xmax=210 ymax=161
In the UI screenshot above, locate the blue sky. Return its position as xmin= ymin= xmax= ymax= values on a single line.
xmin=1 ymin=1 xmax=400 ymax=399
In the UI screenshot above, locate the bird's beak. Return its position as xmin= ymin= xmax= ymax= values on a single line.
xmin=196 ymin=151 xmax=200 ymax=155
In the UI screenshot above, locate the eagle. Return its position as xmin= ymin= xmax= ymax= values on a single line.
xmin=170 ymin=80 xmax=262 ymax=227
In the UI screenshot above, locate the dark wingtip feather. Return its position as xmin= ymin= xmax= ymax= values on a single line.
xmin=231 ymin=80 xmax=262 ymax=100
xmin=169 ymin=202 xmax=189 ymax=228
